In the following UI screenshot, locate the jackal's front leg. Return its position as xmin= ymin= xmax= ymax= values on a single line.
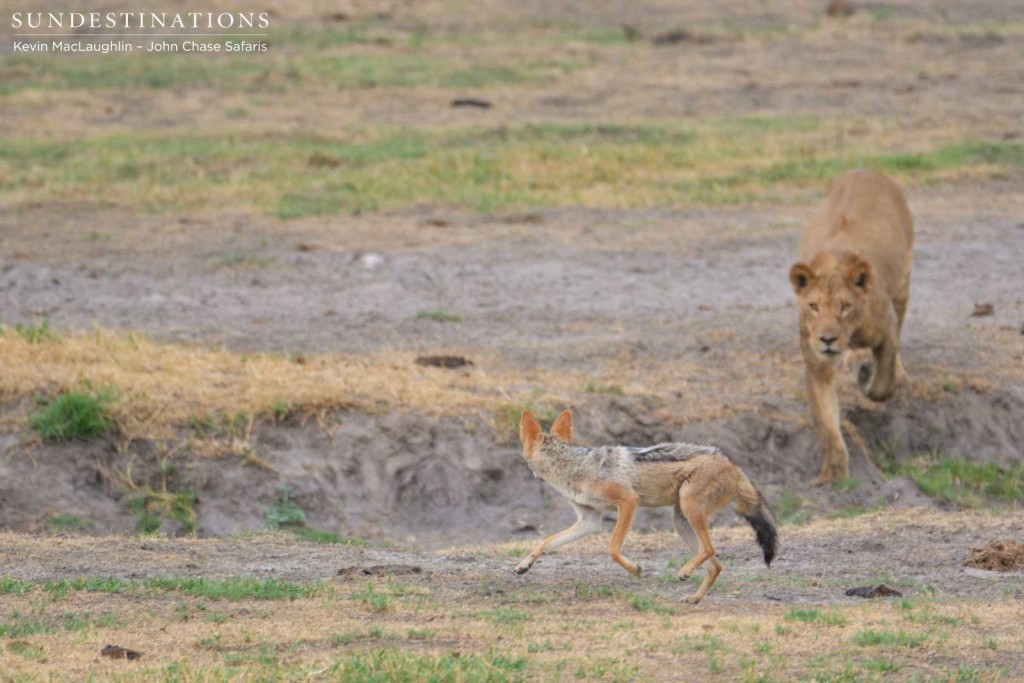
xmin=514 ymin=503 xmax=601 ymax=575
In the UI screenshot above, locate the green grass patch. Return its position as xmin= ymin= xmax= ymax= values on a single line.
xmin=584 ymin=379 xmax=625 ymax=395
xmin=2 ymin=124 xmax=1019 ymax=215
xmin=44 ymin=513 xmax=91 ymax=532
xmin=30 ymin=387 xmax=116 ymax=442
xmin=1 ymin=575 xmax=323 ymax=603
xmin=0 ymin=610 xmax=111 ymax=638
xmin=126 ymin=488 xmax=198 ymax=536
xmin=329 ymin=649 xmax=528 ymax=682
xmin=827 ymin=504 xmax=873 ymax=520
xmin=625 ymin=592 xmax=676 ymax=615
xmin=264 ymin=485 xmax=306 ymax=529
xmin=2 ymin=320 xmax=60 ymax=343
xmin=6 ymin=640 xmax=46 ymax=661
xmin=142 ymin=577 xmax=321 ymax=601
xmin=0 ymin=46 xmax=582 ymax=96
xmin=851 ymin=629 xmax=926 ymax=649
xmin=572 ymin=581 xmax=618 ymax=600
xmin=888 ymin=455 xmax=1024 ymax=507
xmin=478 ymin=607 xmax=531 ymax=624
xmin=775 ymin=490 xmax=811 ymax=526
xmin=784 ymin=608 xmax=848 ymax=627
xmin=288 ymin=527 xmax=375 ymax=545
xmin=414 ymin=309 xmax=463 ymax=323
xmin=1 ymin=575 xmax=321 ymax=603
xmin=351 ymin=582 xmax=394 ymax=613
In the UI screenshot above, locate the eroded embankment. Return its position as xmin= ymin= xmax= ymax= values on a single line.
xmin=0 ymin=386 xmax=1021 ymax=548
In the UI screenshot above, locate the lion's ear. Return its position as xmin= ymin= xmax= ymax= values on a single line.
xmin=519 ymin=410 xmax=541 ymax=451
xmin=846 ymin=259 xmax=873 ymax=293
xmin=550 ymin=409 xmax=574 ymax=444
xmin=789 ymin=263 xmax=815 ymax=294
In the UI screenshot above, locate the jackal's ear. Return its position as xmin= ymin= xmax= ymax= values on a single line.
xmin=550 ymin=409 xmax=574 ymax=444
xmin=789 ymin=263 xmax=815 ymax=294
xmin=519 ymin=409 xmax=541 ymax=448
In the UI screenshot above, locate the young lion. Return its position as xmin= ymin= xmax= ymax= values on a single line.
xmin=789 ymin=169 xmax=913 ymax=484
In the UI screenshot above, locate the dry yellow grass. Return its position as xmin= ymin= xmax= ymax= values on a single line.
xmin=3 ymin=322 xmax=1017 ymax=446
xmin=0 ymin=328 xmax=587 ymax=439
xmin=2 ymin=509 xmax=1023 ymax=681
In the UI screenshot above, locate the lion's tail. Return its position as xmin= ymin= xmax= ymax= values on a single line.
xmin=734 ymin=469 xmax=778 ymax=567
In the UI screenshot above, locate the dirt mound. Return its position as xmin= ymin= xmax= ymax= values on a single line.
xmin=964 ymin=540 xmax=1024 ymax=572
xmin=1 ymin=388 xmax=1021 ymax=548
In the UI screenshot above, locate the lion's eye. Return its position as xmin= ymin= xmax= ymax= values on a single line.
xmin=809 ymin=303 xmax=819 ymax=312
xmin=840 ymin=303 xmax=851 ymax=313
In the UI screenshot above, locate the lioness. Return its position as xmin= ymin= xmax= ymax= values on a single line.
xmin=789 ymin=169 xmax=913 ymax=483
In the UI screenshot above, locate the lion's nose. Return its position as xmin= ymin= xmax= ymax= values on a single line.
xmin=820 ymin=335 xmax=838 ymax=346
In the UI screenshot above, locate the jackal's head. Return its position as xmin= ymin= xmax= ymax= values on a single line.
xmin=519 ymin=409 xmax=573 ymax=459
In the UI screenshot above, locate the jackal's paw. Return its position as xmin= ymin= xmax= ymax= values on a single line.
xmin=618 ymin=562 xmax=641 ymax=576
xmin=514 ymin=561 xmax=533 ymax=575
xmin=683 ymin=593 xmax=704 ymax=604
xmin=678 ymin=572 xmax=691 ymax=582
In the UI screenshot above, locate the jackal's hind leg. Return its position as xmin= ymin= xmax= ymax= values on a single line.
xmin=676 ymin=500 xmax=721 ymax=604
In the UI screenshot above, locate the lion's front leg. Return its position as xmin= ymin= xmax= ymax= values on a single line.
xmin=804 ymin=357 xmax=849 ymax=484
xmin=863 ymin=339 xmax=901 ymax=402
xmin=857 ymin=302 xmax=905 ymax=402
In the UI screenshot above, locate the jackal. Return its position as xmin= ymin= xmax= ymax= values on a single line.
xmin=516 ymin=409 xmax=777 ymax=603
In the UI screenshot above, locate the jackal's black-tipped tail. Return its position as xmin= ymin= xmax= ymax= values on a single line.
xmin=743 ymin=506 xmax=778 ymax=567
xmin=735 ymin=473 xmax=778 ymax=567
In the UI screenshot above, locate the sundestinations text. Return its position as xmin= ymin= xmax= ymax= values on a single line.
xmin=11 ymin=12 xmax=270 ymax=30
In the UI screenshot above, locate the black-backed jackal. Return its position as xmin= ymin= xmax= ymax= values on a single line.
xmin=516 ymin=409 xmax=777 ymax=604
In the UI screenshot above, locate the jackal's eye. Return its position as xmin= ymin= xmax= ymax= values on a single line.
xmin=840 ymin=302 xmax=851 ymax=313
xmin=809 ymin=303 xmax=819 ymax=312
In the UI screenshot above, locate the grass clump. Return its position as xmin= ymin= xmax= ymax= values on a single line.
xmin=886 ymin=455 xmax=1024 ymax=507
xmin=44 ymin=514 xmax=91 ymax=532
xmin=5 ymin=123 xmax=1020 ymax=217
xmin=414 ymin=309 xmax=463 ymax=323
xmin=784 ymin=608 xmax=848 ymax=627
xmin=584 ymin=379 xmax=624 ymax=395
xmin=31 ymin=387 xmax=115 ymax=442
xmin=775 ymin=490 xmax=811 ymax=526
xmin=264 ymin=485 xmax=307 ymax=529
xmin=3 ymin=320 xmax=59 ymax=343
xmin=851 ymin=629 xmax=926 ymax=649
xmin=329 ymin=649 xmax=528 ymax=682
xmin=142 ymin=577 xmax=321 ymax=601
xmin=127 ymin=489 xmax=198 ymax=536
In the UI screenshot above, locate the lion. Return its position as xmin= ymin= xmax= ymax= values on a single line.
xmin=789 ymin=169 xmax=913 ymax=484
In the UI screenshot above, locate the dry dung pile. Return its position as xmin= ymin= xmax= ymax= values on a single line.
xmin=963 ymin=540 xmax=1024 ymax=572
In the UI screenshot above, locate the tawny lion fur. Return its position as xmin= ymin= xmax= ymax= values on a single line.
xmin=789 ymin=169 xmax=913 ymax=483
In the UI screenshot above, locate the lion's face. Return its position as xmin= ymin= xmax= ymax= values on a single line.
xmin=789 ymin=253 xmax=872 ymax=362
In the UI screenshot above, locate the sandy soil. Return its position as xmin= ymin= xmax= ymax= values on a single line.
xmin=3 ymin=510 xmax=1023 ymax=606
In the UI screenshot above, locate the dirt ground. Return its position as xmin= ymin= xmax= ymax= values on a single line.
xmin=5 ymin=510 xmax=1023 ymax=605
xmin=1 ymin=510 xmax=1023 ymax=680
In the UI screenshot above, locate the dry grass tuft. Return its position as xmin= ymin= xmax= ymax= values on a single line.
xmin=0 ymin=327 xmax=581 ymax=438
